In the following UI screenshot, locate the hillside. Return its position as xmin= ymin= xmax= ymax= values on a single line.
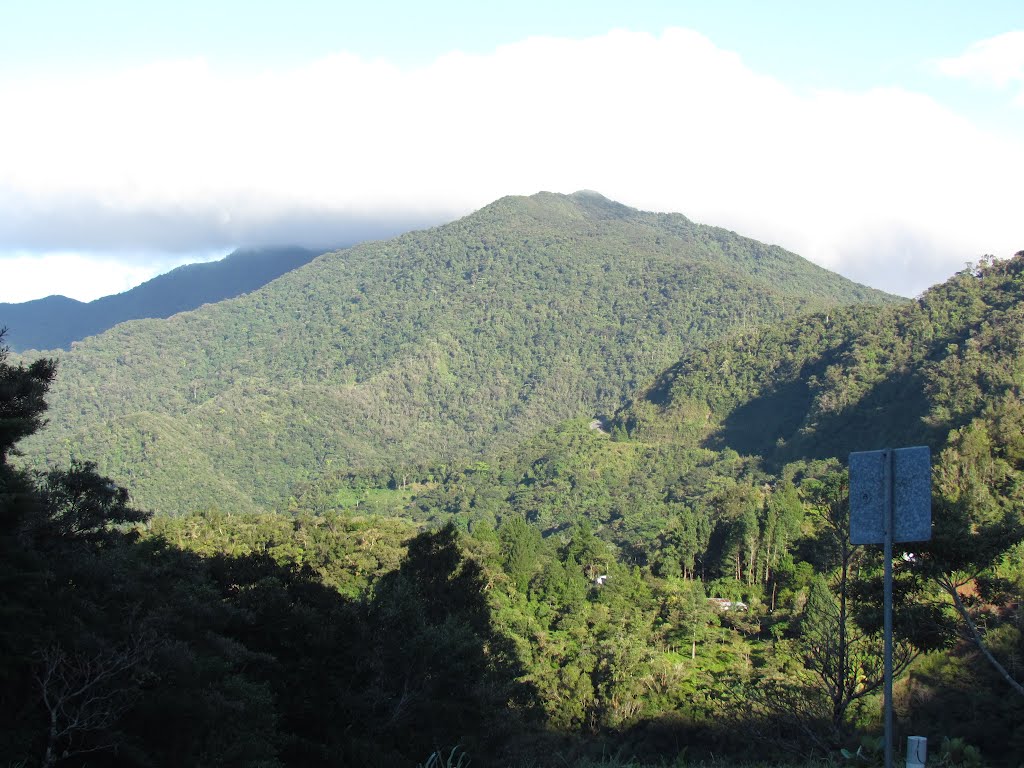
xmin=293 ymin=253 xmax=1024 ymax=572
xmin=621 ymin=253 xmax=1024 ymax=466
xmin=0 ymin=246 xmax=320 ymax=351
xmin=18 ymin=191 xmax=896 ymax=515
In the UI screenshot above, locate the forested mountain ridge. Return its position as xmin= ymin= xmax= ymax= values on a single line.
xmin=16 ymin=191 xmax=895 ymax=515
xmin=0 ymin=246 xmax=320 ymax=351
xmin=621 ymin=252 xmax=1024 ymax=466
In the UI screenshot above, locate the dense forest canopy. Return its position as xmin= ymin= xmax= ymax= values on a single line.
xmin=285 ymin=254 xmax=1024 ymax=763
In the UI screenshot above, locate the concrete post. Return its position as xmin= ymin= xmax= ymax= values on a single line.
xmin=906 ymin=736 xmax=927 ymax=768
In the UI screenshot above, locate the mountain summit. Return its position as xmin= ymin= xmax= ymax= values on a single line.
xmin=20 ymin=192 xmax=897 ymax=514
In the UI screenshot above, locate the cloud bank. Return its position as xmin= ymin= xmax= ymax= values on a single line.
xmin=2 ymin=28 xmax=1022 ymax=301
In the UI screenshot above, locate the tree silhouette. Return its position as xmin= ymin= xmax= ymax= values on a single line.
xmin=0 ymin=329 xmax=56 ymax=465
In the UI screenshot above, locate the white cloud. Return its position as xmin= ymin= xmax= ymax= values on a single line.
xmin=0 ymin=251 xmax=214 ymax=304
xmin=1 ymin=28 xmax=1022 ymax=301
xmin=936 ymin=30 xmax=1024 ymax=93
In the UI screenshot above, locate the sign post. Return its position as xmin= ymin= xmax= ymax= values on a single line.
xmin=849 ymin=446 xmax=931 ymax=768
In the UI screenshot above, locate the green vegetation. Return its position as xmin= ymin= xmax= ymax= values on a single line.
xmin=17 ymin=192 xmax=894 ymax=515
xmin=1 ymin=211 xmax=1021 ymax=765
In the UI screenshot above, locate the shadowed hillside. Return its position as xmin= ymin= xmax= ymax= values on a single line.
xmin=622 ymin=252 xmax=1024 ymax=469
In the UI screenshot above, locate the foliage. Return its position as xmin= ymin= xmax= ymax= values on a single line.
xmin=625 ymin=255 xmax=1024 ymax=469
xmin=839 ymin=735 xmax=884 ymax=767
xmin=936 ymin=737 xmax=984 ymax=768
xmin=418 ymin=746 xmax=471 ymax=768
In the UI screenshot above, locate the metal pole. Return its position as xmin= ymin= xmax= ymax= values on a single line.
xmin=883 ymin=449 xmax=894 ymax=768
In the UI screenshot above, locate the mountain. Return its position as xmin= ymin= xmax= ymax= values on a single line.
xmin=0 ymin=246 xmax=321 ymax=351
xmin=621 ymin=252 xmax=1024 ymax=468
xmin=5 ymin=213 xmax=1020 ymax=766
xmin=17 ymin=191 xmax=897 ymax=515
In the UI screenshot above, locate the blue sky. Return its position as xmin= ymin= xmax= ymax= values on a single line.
xmin=1 ymin=1 xmax=1022 ymax=301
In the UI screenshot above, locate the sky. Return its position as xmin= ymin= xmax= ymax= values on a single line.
xmin=1 ymin=1 xmax=1022 ymax=302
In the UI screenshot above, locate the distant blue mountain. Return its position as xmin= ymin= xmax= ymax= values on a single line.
xmin=1 ymin=246 xmax=321 ymax=351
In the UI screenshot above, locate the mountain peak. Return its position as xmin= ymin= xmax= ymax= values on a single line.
xmin=568 ymin=189 xmax=613 ymax=204
xmin=476 ymin=190 xmax=640 ymax=227
xmin=565 ymin=189 xmax=636 ymax=219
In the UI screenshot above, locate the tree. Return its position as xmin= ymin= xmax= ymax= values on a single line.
xmin=761 ymin=481 xmax=804 ymax=608
xmin=36 ymin=636 xmax=154 ymax=768
xmin=366 ymin=523 xmax=534 ymax=761
xmin=32 ymin=461 xmax=150 ymax=543
xmin=498 ymin=515 xmax=542 ymax=592
xmin=658 ymin=577 xmax=716 ymax=660
xmin=1 ymin=334 xmax=162 ymax=766
xmin=0 ymin=329 xmax=56 ymax=466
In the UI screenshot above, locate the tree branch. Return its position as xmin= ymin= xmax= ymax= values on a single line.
xmin=938 ymin=576 xmax=1024 ymax=698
